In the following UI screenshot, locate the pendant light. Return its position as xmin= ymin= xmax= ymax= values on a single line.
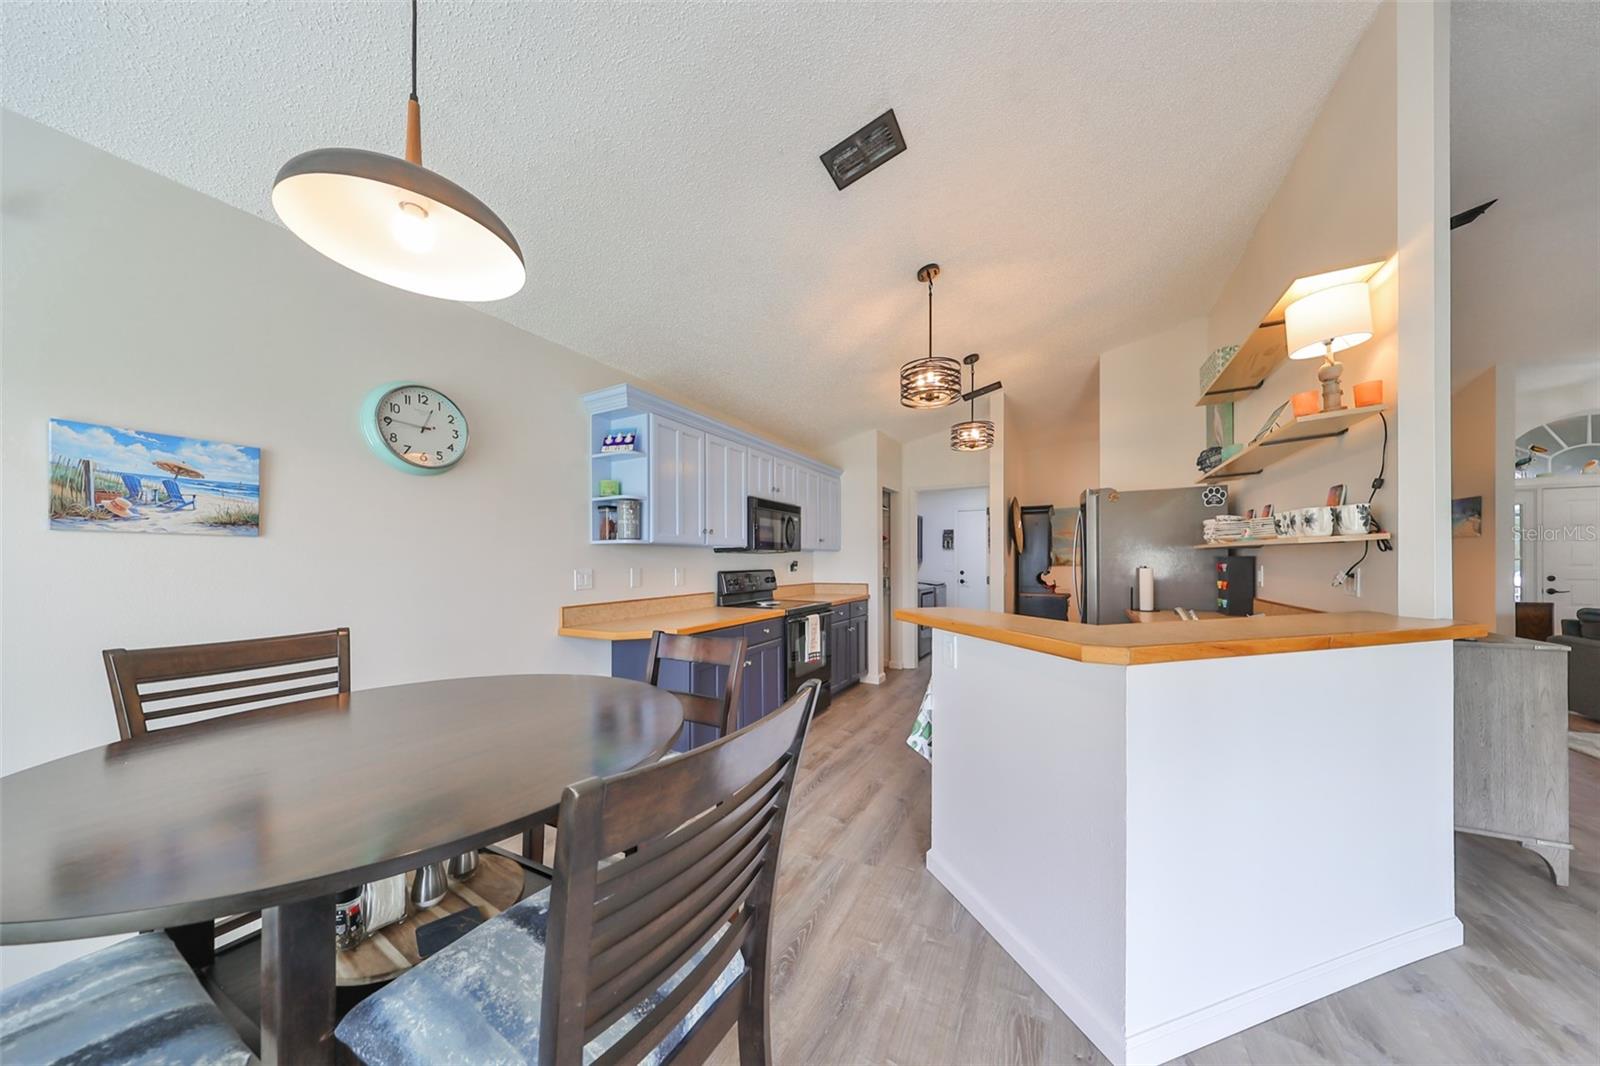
xmin=271 ymin=0 xmax=525 ymax=302
xmin=899 ymin=264 xmax=964 ymax=408
xmin=950 ymin=354 xmax=995 ymax=451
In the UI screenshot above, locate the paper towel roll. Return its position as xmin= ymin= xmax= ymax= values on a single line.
xmin=1137 ymin=566 xmax=1154 ymax=611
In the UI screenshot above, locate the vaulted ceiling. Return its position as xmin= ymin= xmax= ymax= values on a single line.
xmin=2 ymin=1 xmax=1383 ymax=451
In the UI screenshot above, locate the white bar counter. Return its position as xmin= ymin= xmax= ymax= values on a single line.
xmin=894 ymin=607 xmax=1485 ymax=1065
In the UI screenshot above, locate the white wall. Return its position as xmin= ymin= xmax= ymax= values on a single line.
xmin=1098 ymin=318 xmax=1209 ymax=490
xmin=916 ymin=487 xmax=988 ymax=590
xmin=0 ymin=115 xmax=826 ymax=982
xmin=814 ymin=429 xmax=895 ymax=682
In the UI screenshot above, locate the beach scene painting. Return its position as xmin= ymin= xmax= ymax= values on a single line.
xmin=49 ymin=419 xmax=260 ymax=536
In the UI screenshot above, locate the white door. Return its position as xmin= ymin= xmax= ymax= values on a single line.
xmin=1540 ymin=485 xmax=1600 ymax=628
xmin=954 ymin=508 xmax=989 ymax=609
xmin=649 ymin=415 xmax=705 ymax=545
xmin=704 ymin=434 xmax=747 ymax=548
xmin=819 ymin=475 xmax=842 ymax=551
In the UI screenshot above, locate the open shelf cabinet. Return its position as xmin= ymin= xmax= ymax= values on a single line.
xmin=1193 ymin=532 xmax=1392 ymax=549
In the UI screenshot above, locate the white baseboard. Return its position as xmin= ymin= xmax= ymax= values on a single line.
xmin=927 ymin=849 xmax=1464 ymax=1066
xmin=1124 ymin=917 xmax=1463 ymax=1065
xmin=926 ymin=850 xmax=1127 ymax=1062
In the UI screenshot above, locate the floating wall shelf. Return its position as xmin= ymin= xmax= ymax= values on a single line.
xmin=1197 ymin=259 xmax=1387 ymax=408
xmin=1197 ymin=405 xmax=1389 ymax=483
xmin=1193 ymin=532 xmax=1392 ymax=549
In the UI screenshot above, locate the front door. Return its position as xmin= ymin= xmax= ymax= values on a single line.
xmin=954 ymin=507 xmax=988 ymax=610
xmin=1540 ymin=485 xmax=1600 ymax=629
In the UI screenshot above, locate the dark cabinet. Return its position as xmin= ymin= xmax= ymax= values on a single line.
xmin=737 ymin=640 xmax=784 ymax=731
xmin=828 ymin=602 xmax=868 ymax=694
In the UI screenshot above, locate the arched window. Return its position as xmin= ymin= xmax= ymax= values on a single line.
xmin=1514 ymin=410 xmax=1600 ymax=478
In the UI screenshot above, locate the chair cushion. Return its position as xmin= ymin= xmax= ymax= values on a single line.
xmin=0 ymin=932 xmax=256 ymax=1066
xmin=335 ymin=886 xmax=745 ymax=1066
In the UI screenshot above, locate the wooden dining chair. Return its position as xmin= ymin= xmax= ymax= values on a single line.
xmin=101 ymin=628 xmax=350 ymax=959
xmin=102 ymin=628 xmax=351 ymax=740
xmin=523 ymin=629 xmax=747 ymax=865
xmin=644 ymin=630 xmax=748 ymax=741
xmin=336 ymin=678 xmax=822 ymax=1066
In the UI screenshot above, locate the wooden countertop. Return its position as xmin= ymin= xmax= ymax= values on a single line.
xmin=894 ymin=606 xmax=1486 ymax=665
xmin=560 ymin=583 xmax=870 ymax=641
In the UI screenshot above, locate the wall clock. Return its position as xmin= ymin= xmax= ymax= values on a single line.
xmin=361 ymin=382 xmax=468 ymax=474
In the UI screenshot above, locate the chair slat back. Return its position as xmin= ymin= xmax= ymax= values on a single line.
xmin=538 ymin=680 xmax=820 ymax=1066
xmin=643 ymin=631 xmax=747 ymax=737
xmin=103 ymin=629 xmax=351 ymax=739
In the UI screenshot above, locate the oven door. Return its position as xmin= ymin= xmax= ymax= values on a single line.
xmin=785 ymin=611 xmax=831 ymax=698
xmin=748 ymin=498 xmax=802 ymax=553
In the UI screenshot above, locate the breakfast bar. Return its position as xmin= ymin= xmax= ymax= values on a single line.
xmin=893 ymin=607 xmax=1486 ymax=1066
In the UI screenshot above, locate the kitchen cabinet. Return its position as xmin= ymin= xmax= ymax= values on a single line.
xmin=585 ymin=385 xmax=842 ymax=549
xmin=648 ymin=414 xmax=706 ymax=545
xmin=818 ymin=475 xmax=842 ymax=551
xmin=704 ymin=433 xmax=747 ymax=549
xmin=748 ymin=448 xmax=780 ymax=500
xmin=829 ymin=602 xmax=868 ymax=693
xmin=737 ymin=639 xmax=785 ymax=732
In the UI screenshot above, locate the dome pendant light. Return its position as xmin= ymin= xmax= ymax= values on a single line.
xmin=899 ymin=264 xmax=964 ymax=409
xmin=271 ymin=0 xmax=525 ymax=302
xmin=950 ymin=353 xmax=995 ymax=451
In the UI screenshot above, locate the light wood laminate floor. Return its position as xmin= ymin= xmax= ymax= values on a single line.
xmin=709 ymin=664 xmax=1600 ymax=1065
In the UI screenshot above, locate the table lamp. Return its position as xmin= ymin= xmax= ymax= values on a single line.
xmin=1285 ymin=282 xmax=1373 ymax=411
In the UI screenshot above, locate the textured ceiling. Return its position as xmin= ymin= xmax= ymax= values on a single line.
xmin=1450 ymin=0 xmax=1600 ymax=385
xmin=2 ymin=1 xmax=1381 ymax=451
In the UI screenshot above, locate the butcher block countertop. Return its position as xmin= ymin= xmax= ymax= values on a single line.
xmin=894 ymin=606 xmax=1486 ymax=665
xmin=561 ymin=583 xmax=870 ymax=641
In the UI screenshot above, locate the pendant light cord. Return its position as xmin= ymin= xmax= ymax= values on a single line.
xmin=926 ymin=274 xmax=934 ymax=360
xmin=410 ymin=0 xmax=419 ymax=101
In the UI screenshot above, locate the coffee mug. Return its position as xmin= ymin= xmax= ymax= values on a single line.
xmin=1301 ymin=507 xmax=1335 ymax=537
xmin=1274 ymin=512 xmax=1299 ymax=536
xmin=1335 ymin=503 xmax=1373 ymax=534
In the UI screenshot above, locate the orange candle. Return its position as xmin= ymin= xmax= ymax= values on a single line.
xmin=1291 ymin=390 xmax=1320 ymax=417
xmin=1354 ymin=380 xmax=1383 ymax=407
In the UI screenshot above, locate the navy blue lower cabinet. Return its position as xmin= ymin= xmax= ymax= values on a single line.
xmin=610 ymin=623 xmax=783 ymax=752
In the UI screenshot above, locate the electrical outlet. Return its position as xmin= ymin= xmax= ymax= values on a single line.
xmin=1348 ymin=567 xmax=1362 ymax=597
xmin=628 ymin=566 xmax=642 ymax=589
xmin=573 ymin=568 xmax=593 ymax=591
xmin=1256 ymin=563 xmax=1265 ymax=589
xmin=673 ymin=567 xmax=684 ymax=588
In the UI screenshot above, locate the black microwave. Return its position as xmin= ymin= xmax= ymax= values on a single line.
xmin=716 ymin=497 xmax=801 ymax=553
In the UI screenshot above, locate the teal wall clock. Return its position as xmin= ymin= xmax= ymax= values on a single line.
xmin=360 ymin=382 xmax=469 ymax=475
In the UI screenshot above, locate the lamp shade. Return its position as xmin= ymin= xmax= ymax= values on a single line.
xmin=950 ymin=418 xmax=995 ymax=451
xmin=272 ymin=148 xmax=525 ymax=302
xmin=900 ymin=356 xmax=964 ymax=408
xmin=1284 ymin=282 xmax=1373 ymax=361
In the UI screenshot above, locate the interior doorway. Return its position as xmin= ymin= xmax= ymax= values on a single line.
xmin=881 ymin=489 xmax=893 ymax=671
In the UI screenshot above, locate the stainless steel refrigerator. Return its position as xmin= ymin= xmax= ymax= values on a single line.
xmin=1072 ymin=486 xmax=1228 ymax=623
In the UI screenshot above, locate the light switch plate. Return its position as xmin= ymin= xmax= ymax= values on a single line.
xmin=1256 ymin=563 xmax=1265 ymax=589
xmin=629 ymin=566 xmax=642 ymax=589
xmin=573 ymin=568 xmax=593 ymax=591
xmin=673 ymin=567 xmax=684 ymax=588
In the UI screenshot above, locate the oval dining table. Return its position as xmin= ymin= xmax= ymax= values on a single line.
xmin=0 ymin=674 xmax=685 ymax=1065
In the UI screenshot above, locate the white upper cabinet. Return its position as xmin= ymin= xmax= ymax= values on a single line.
xmin=800 ymin=468 xmax=820 ymax=545
xmin=584 ymin=385 xmax=841 ymax=550
xmin=748 ymin=448 xmax=780 ymax=501
xmin=704 ymin=433 xmax=747 ymax=549
xmin=649 ymin=414 xmax=706 ymax=545
xmin=819 ymin=474 xmax=842 ymax=551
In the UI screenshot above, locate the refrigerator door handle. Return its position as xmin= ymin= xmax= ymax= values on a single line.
xmin=1073 ymin=507 xmax=1086 ymax=622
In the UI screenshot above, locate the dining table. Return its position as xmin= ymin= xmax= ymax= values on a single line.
xmin=0 ymin=674 xmax=686 ymax=1065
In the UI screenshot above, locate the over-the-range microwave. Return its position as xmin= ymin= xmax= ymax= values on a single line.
xmin=716 ymin=496 xmax=802 ymax=553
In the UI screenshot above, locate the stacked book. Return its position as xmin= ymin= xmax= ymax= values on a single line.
xmin=1202 ymin=515 xmax=1248 ymax=542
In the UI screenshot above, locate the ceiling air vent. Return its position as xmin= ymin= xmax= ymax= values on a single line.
xmin=820 ymin=109 xmax=906 ymax=190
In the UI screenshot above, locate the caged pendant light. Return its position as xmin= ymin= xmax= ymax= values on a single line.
xmin=271 ymin=0 xmax=525 ymax=302
xmin=899 ymin=264 xmax=964 ymax=409
xmin=950 ymin=353 xmax=995 ymax=451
